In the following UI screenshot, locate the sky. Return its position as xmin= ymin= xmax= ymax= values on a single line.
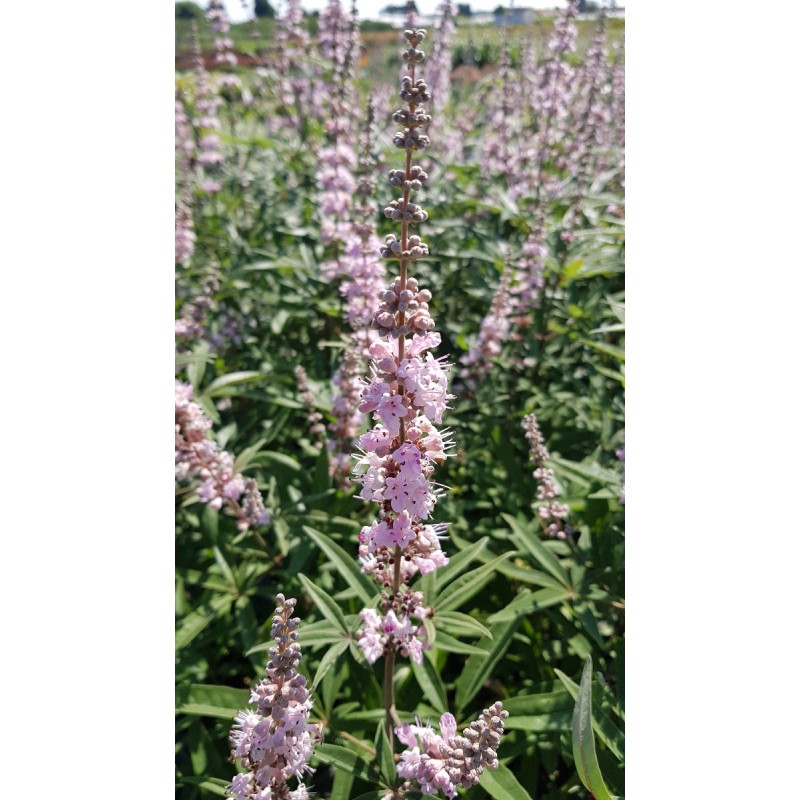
xmin=205 ymin=0 xmax=620 ymax=23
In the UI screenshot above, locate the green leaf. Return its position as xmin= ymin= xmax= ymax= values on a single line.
xmin=330 ymin=767 xmax=354 ymax=800
xmin=480 ymin=762 xmax=535 ymax=800
xmin=312 ymin=639 xmax=350 ymax=691
xmin=547 ymin=456 xmax=620 ymax=487
xmin=570 ymin=657 xmax=614 ymax=800
xmin=314 ymin=743 xmax=375 ymax=783
xmin=259 ymin=451 xmax=303 ymax=473
xmin=202 ymin=371 xmax=262 ymax=397
xmin=455 ymin=619 xmax=519 ymax=713
xmin=375 ymin=721 xmax=396 ymax=783
xmin=502 ymin=513 xmax=570 ymax=587
xmin=494 ymin=560 xmax=567 ymax=590
xmin=487 ymin=587 xmax=574 ymax=623
xmin=298 ymin=574 xmax=348 ymax=634
xmin=435 ymin=552 xmax=515 ymax=613
xmin=411 ymin=650 xmax=448 ymax=713
xmin=431 ymin=629 xmax=490 ymax=656
xmin=434 ymin=611 xmax=493 ymax=640
xmin=293 ymin=618 xmax=348 ymax=649
xmin=303 ymin=526 xmax=376 ymax=605
xmin=554 ymin=669 xmax=625 ymax=763
xmin=435 ymin=536 xmax=489 ymax=590
xmin=186 ymin=341 xmax=209 ymax=390
xmin=175 ymin=593 xmax=231 ymax=651
xmin=176 ymin=684 xmax=249 ymax=719
xmin=233 ymin=437 xmax=267 ymax=473
xmin=178 ymin=777 xmax=229 ymax=797
xmin=501 ymin=687 xmax=573 ymax=716
xmin=503 ymin=711 xmax=572 ymax=731
xmin=578 ymin=337 xmax=625 ymax=362
xmin=212 ymin=546 xmax=237 ymax=590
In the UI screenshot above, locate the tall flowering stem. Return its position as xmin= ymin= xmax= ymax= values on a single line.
xmin=522 ymin=412 xmax=572 ymax=540
xmin=228 ymin=594 xmax=322 ymax=800
xmin=191 ymin=21 xmax=225 ymax=194
xmin=326 ymin=99 xmax=387 ymax=483
xmin=175 ymin=90 xmax=196 ymax=266
xmin=354 ymin=27 xmax=454 ymax=745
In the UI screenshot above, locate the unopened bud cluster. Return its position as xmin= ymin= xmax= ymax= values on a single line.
xmin=371 ymin=275 xmax=435 ymax=336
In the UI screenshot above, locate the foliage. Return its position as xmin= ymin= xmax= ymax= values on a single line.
xmin=176 ymin=10 xmax=624 ymax=799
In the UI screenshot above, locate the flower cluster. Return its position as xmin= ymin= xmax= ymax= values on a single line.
xmin=353 ymin=26 xmax=454 ymax=668
xmin=359 ymin=589 xmax=429 ymax=665
xmin=323 ymin=101 xmax=387 ymax=484
xmin=512 ymin=222 xmax=547 ymax=318
xmin=207 ymin=0 xmax=238 ymax=68
xmin=460 ymin=264 xmax=513 ymax=390
xmin=522 ymin=412 xmax=571 ymax=540
xmin=395 ymin=703 xmax=508 ymax=798
xmin=318 ymin=142 xmax=357 ymax=247
xmin=228 ymin=595 xmax=322 ymax=800
xmin=327 ymin=341 xmax=365 ymax=484
xmin=191 ymin=22 xmax=224 ymax=193
xmin=175 ymin=91 xmax=196 ymax=266
xmin=426 ymin=0 xmax=455 ymax=112
xmin=175 ymin=381 xmax=270 ymax=531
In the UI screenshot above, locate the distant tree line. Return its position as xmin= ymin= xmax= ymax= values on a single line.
xmin=175 ymin=1 xmax=274 ymax=20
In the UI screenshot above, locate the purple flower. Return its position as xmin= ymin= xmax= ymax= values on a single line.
xmin=228 ymin=595 xmax=322 ymax=800
xmin=175 ymin=381 xmax=270 ymax=532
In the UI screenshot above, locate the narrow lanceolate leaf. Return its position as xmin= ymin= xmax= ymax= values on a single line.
xmin=233 ymin=437 xmax=267 ymax=473
xmin=455 ymin=619 xmax=519 ymax=714
xmin=554 ymin=669 xmax=625 ymax=763
xmin=375 ymin=721 xmax=396 ymax=784
xmin=411 ymin=650 xmax=448 ymax=713
xmin=294 ymin=619 xmax=349 ymax=650
xmin=329 ymin=767 xmax=354 ymax=800
xmin=314 ymin=743 xmax=376 ymax=783
xmin=431 ymin=629 xmax=489 ymax=656
xmin=298 ymin=574 xmax=348 ymax=634
xmin=480 ymin=761 xmax=535 ymax=800
xmin=495 ymin=560 xmax=567 ymax=590
xmin=175 ymin=593 xmax=231 ymax=651
xmin=302 ymin=526 xmax=376 ymax=605
xmin=213 ymin=546 xmax=237 ymax=590
xmin=434 ymin=610 xmax=493 ymax=639
xmin=503 ymin=711 xmax=573 ymax=732
xmin=312 ymin=639 xmax=350 ymax=691
xmin=201 ymin=370 xmax=262 ymax=397
xmin=435 ymin=552 xmax=516 ymax=613
xmin=433 ymin=536 xmax=489 ymax=590
xmin=176 ymin=684 xmax=249 ymax=719
xmin=571 ymin=657 xmax=614 ymax=800
xmin=502 ymin=513 xmax=570 ymax=587
xmin=487 ymin=587 xmax=574 ymax=623
xmin=501 ymin=686 xmax=573 ymax=716
xmin=178 ymin=777 xmax=229 ymax=797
